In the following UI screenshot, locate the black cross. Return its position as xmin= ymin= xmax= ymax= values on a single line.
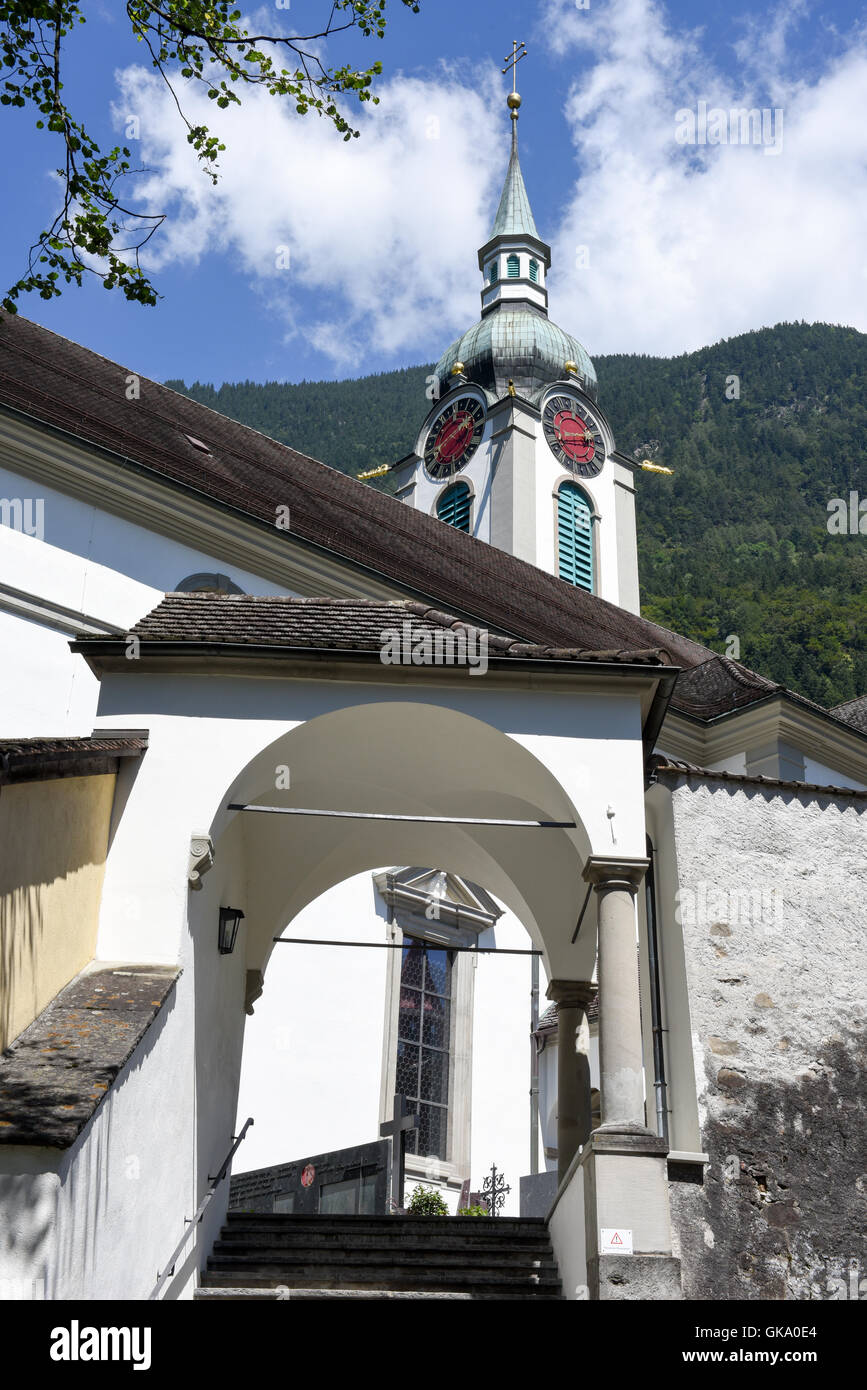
xmin=482 ymin=1163 xmax=511 ymax=1217
xmin=380 ymin=1093 xmax=420 ymax=1212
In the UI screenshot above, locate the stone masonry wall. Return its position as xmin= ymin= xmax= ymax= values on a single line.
xmin=664 ymin=776 xmax=867 ymax=1300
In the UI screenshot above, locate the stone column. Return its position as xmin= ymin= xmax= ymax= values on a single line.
xmin=577 ymin=856 xmax=683 ymax=1300
xmin=582 ymin=856 xmax=649 ymax=1132
xmin=546 ymin=979 xmax=596 ymax=1185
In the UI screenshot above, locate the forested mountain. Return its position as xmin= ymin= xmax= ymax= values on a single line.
xmin=165 ymin=322 xmax=867 ymax=708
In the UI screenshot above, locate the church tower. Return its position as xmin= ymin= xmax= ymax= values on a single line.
xmin=392 ymin=62 xmax=641 ymax=614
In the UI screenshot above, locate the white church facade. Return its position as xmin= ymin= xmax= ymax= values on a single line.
xmin=0 ymin=95 xmax=865 ymax=1302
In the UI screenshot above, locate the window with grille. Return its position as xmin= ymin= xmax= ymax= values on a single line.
xmin=557 ymin=482 xmax=594 ymax=592
xmin=529 ymin=259 xmax=539 ymax=283
xmin=396 ymin=940 xmax=454 ymax=1161
xmin=507 ymin=253 xmax=520 ymax=278
xmin=436 ymin=481 xmax=471 ymax=531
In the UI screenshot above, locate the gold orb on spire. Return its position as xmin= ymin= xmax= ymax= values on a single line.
xmin=502 ymin=40 xmax=527 ymax=119
xmin=451 ymin=361 xmax=466 ymax=376
xmin=564 ymin=359 xmax=578 ymax=375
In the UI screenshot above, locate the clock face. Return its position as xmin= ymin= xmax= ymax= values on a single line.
xmin=542 ymin=394 xmax=606 ymax=477
xmin=423 ymin=396 xmax=486 ymax=479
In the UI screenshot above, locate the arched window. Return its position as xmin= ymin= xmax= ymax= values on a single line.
xmin=488 ymin=261 xmax=498 ymax=284
xmin=436 ymin=482 xmax=471 ymax=532
xmin=506 ymin=253 xmax=520 ymax=278
xmin=175 ymin=572 xmax=245 ymax=594
xmin=529 ymin=259 xmax=539 ymax=283
xmin=557 ymin=483 xmax=594 ymax=592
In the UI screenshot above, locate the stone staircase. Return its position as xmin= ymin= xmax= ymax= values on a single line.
xmin=196 ymin=1212 xmax=563 ymax=1300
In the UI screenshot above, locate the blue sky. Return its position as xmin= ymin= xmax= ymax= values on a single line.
xmin=2 ymin=0 xmax=866 ymax=385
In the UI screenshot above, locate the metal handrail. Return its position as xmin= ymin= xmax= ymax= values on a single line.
xmin=148 ymin=1117 xmax=254 ymax=1301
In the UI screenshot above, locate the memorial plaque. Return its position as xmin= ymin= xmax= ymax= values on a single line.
xmin=229 ymin=1138 xmax=391 ymax=1215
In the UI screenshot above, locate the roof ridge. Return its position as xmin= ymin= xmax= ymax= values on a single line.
xmin=651 ymin=755 xmax=867 ymax=799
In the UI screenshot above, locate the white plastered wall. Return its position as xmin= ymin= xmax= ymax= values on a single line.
xmin=0 ymin=466 xmax=293 ymax=736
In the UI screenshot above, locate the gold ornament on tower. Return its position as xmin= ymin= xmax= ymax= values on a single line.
xmin=502 ymin=40 xmax=527 ymax=118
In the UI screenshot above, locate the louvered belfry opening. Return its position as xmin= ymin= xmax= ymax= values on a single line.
xmin=557 ymin=482 xmax=594 ymax=592
xmin=436 ymin=481 xmax=471 ymax=532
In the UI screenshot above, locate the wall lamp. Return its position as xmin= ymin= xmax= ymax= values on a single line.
xmin=218 ymin=906 xmax=245 ymax=956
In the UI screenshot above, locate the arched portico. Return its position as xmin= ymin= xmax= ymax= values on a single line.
xmin=84 ymin=630 xmax=680 ymax=1300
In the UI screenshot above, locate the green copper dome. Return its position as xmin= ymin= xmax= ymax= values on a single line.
xmin=435 ymin=305 xmax=597 ymax=403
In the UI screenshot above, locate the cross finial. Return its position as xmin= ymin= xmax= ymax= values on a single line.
xmin=502 ymin=39 xmax=527 ymax=119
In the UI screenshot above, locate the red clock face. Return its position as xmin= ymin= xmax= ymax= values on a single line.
xmin=424 ymin=396 xmax=485 ymax=478
xmin=543 ymin=394 xmax=605 ymax=477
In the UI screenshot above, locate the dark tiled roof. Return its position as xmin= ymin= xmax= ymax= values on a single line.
xmin=651 ymin=756 xmax=867 ymax=800
xmin=668 ymin=656 xmax=779 ymax=719
xmin=0 ymin=315 xmax=710 ymax=666
xmin=2 ymin=316 xmax=862 ymax=738
xmin=89 ymin=593 xmax=672 ymax=665
xmin=832 ymin=695 xmax=867 ymax=736
xmin=0 ymin=966 xmax=180 ymax=1147
xmin=0 ymin=734 xmax=148 ymax=784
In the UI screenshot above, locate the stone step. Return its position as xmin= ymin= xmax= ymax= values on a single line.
xmin=209 ymin=1244 xmax=558 ymax=1275
xmin=209 ymin=1209 xmax=564 ymax=1300
xmin=215 ymin=1232 xmax=553 ymax=1257
xmin=225 ymin=1213 xmax=548 ymax=1237
xmin=195 ymin=1286 xmax=554 ymax=1302
xmin=201 ymin=1268 xmax=562 ymax=1297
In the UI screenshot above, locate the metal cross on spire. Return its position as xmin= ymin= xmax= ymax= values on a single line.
xmin=502 ymin=40 xmax=527 ymax=122
xmin=502 ymin=39 xmax=527 ymax=92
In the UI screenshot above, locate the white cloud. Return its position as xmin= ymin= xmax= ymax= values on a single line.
xmin=114 ymin=63 xmax=505 ymax=368
xmin=541 ymin=0 xmax=867 ymax=356
xmin=113 ymin=0 xmax=867 ymax=367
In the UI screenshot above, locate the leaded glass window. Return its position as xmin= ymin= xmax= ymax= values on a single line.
xmin=396 ymin=940 xmax=454 ymax=1160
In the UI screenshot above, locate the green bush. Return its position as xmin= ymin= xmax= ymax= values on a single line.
xmin=457 ymin=1204 xmax=490 ymax=1217
xmin=406 ymin=1184 xmax=449 ymax=1216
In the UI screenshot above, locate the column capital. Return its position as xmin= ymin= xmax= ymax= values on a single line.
xmin=546 ymin=978 xmax=596 ymax=1009
xmin=582 ymin=855 xmax=650 ymax=891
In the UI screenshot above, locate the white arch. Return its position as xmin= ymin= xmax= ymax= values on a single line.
xmin=209 ymin=700 xmax=595 ymax=980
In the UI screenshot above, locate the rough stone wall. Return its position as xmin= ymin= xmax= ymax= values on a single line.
xmin=664 ymin=777 xmax=867 ymax=1301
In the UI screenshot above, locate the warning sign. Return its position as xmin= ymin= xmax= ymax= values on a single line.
xmin=601 ymin=1227 xmax=633 ymax=1255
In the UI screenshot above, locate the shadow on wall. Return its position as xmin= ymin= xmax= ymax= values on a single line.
xmin=0 ymin=775 xmax=116 ymax=1052
xmin=0 ymin=985 xmax=182 ymax=1301
xmin=670 ymin=1019 xmax=867 ymax=1300
xmin=53 ymin=989 xmax=179 ymax=1300
xmin=0 ymin=885 xmax=45 ymax=1056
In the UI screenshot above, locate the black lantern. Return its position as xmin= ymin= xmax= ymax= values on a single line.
xmin=218 ymin=906 xmax=245 ymax=955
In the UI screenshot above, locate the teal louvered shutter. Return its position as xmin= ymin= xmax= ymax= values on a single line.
xmin=488 ymin=261 xmax=498 ymax=283
xmin=557 ymin=483 xmax=594 ymax=591
xmin=507 ymin=254 xmax=520 ymax=278
xmin=437 ymin=482 xmax=471 ymax=532
xmin=529 ymin=259 xmax=539 ymax=283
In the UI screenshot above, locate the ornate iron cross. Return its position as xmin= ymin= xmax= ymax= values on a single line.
xmin=380 ymin=1092 xmax=420 ymax=1212
xmin=482 ymin=1162 xmax=511 ymax=1216
xmin=502 ymin=39 xmax=527 ymax=93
